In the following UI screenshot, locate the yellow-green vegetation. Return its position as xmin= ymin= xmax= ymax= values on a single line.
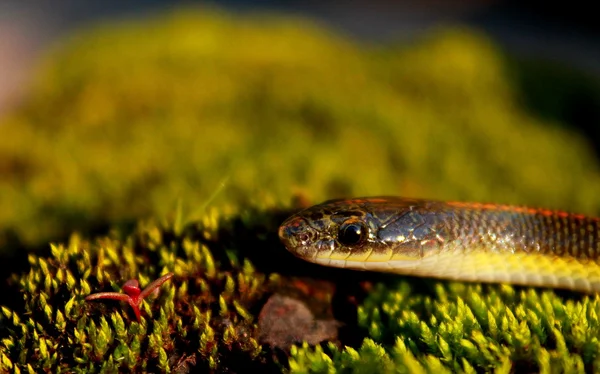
xmin=0 ymin=208 xmax=285 ymax=372
xmin=1 ymin=6 xmax=600 ymax=373
xmin=290 ymin=283 xmax=600 ymax=373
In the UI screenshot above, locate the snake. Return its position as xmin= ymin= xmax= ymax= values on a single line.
xmin=278 ymin=197 xmax=600 ymax=293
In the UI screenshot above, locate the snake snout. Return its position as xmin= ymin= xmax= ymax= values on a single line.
xmin=278 ymin=215 xmax=317 ymax=259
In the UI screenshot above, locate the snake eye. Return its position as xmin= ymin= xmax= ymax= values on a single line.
xmin=338 ymin=221 xmax=367 ymax=246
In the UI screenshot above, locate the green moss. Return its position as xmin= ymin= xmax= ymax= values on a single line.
xmin=1 ymin=6 xmax=600 ymax=373
xmin=0 ymin=205 xmax=288 ymax=372
xmin=289 ymin=281 xmax=600 ymax=373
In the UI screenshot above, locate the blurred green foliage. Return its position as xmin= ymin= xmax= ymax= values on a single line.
xmin=1 ymin=8 xmax=600 ymax=250
xmin=1 ymin=6 xmax=600 ymax=373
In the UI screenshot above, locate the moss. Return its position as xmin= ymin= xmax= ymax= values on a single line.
xmin=1 ymin=6 xmax=600 ymax=373
xmin=289 ymin=281 xmax=600 ymax=373
xmin=0 ymin=205 xmax=287 ymax=372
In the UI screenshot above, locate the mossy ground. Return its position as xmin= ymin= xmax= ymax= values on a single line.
xmin=1 ymin=6 xmax=600 ymax=373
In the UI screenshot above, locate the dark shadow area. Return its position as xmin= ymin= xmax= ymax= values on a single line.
xmin=506 ymin=0 xmax=600 ymax=34
xmin=508 ymin=57 xmax=600 ymax=158
xmin=0 ymin=230 xmax=31 ymax=315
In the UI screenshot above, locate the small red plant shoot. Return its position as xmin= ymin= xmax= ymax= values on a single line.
xmin=86 ymin=273 xmax=174 ymax=322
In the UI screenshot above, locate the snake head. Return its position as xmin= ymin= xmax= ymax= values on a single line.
xmin=279 ymin=197 xmax=448 ymax=270
xmin=279 ymin=198 xmax=386 ymax=263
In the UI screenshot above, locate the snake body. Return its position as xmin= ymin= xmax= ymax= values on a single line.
xmin=278 ymin=197 xmax=600 ymax=293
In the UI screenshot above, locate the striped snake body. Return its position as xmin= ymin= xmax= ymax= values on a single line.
xmin=279 ymin=197 xmax=600 ymax=293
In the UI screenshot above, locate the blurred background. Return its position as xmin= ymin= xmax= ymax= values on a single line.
xmin=1 ymin=0 xmax=599 ymax=259
xmin=2 ymin=1 xmax=599 ymax=116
